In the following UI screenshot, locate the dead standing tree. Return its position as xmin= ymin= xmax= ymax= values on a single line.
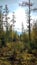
xmin=21 ymin=22 xmax=24 ymax=34
xmin=19 ymin=0 xmax=37 ymax=43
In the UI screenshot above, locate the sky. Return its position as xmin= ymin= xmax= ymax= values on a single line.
xmin=0 ymin=0 xmax=37 ymax=32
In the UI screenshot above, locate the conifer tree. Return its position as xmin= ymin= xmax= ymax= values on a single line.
xmin=3 ymin=5 xmax=10 ymax=42
xmin=11 ymin=12 xmax=16 ymax=31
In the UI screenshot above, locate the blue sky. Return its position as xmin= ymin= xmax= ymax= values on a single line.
xmin=0 ymin=0 xmax=37 ymax=32
xmin=0 ymin=0 xmax=23 ymax=12
xmin=0 ymin=0 xmax=37 ymax=12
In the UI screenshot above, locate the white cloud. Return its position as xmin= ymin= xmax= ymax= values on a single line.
xmin=15 ymin=7 xmax=27 ymax=32
xmin=8 ymin=7 xmax=27 ymax=32
xmin=8 ymin=7 xmax=37 ymax=32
